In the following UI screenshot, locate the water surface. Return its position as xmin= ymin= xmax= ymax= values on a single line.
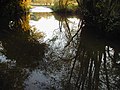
xmin=0 ymin=6 xmax=120 ymax=90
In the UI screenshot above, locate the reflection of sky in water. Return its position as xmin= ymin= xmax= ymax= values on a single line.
xmin=0 ymin=42 xmax=6 ymax=62
xmin=24 ymin=70 xmax=64 ymax=90
xmin=0 ymin=54 xmax=7 ymax=62
xmin=0 ymin=6 xmax=119 ymax=90
xmin=29 ymin=14 xmax=80 ymax=50
xmin=30 ymin=16 xmax=59 ymax=41
xmin=28 ymin=8 xmax=80 ymax=89
xmin=24 ymin=70 xmax=50 ymax=90
xmin=0 ymin=42 xmax=16 ymax=66
xmin=30 ymin=6 xmax=53 ymax=13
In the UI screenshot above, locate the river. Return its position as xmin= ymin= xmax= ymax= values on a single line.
xmin=0 ymin=6 xmax=120 ymax=90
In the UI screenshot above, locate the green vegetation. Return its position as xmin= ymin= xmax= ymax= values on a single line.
xmin=51 ymin=0 xmax=78 ymax=14
xmin=77 ymin=0 xmax=120 ymax=39
xmin=0 ymin=1 xmax=120 ymax=90
xmin=52 ymin=0 xmax=119 ymax=40
xmin=52 ymin=4 xmax=78 ymax=14
xmin=52 ymin=0 xmax=120 ymax=39
xmin=0 ymin=0 xmax=29 ymax=18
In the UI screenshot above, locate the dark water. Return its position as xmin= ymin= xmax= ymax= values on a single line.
xmin=0 ymin=6 xmax=120 ymax=90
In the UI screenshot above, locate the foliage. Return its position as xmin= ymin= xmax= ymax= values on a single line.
xmin=0 ymin=0 xmax=29 ymax=18
xmin=77 ymin=0 xmax=120 ymax=34
xmin=52 ymin=0 xmax=78 ymax=14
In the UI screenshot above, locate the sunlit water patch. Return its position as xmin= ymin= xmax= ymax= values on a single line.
xmin=0 ymin=42 xmax=6 ymax=62
xmin=30 ymin=6 xmax=53 ymax=13
xmin=29 ymin=13 xmax=80 ymax=50
xmin=24 ymin=69 xmax=64 ymax=90
xmin=0 ymin=6 xmax=120 ymax=90
xmin=30 ymin=16 xmax=59 ymax=41
xmin=25 ymin=8 xmax=81 ymax=90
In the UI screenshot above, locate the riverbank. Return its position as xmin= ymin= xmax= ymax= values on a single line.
xmin=51 ymin=1 xmax=120 ymax=41
xmin=51 ymin=5 xmax=79 ymax=15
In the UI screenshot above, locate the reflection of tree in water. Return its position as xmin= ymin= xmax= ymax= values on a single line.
xmin=1 ymin=11 xmax=120 ymax=90
xmin=46 ymin=15 xmax=120 ymax=90
xmin=0 ymin=13 xmax=47 ymax=90
xmin=30 ymin=12 xmax=53 ymax=21
xmin=53 ymin=13 xmax=81 ymax=43
xmin=0 ymin=34 xmax=46 ymax=90
xmin=66 ymin=26 xmax=120 ymax=90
